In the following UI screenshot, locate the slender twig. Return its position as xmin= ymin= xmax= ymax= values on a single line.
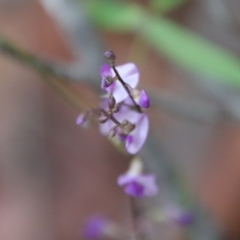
xmin=129 ymin=197 xmax=141 ymax=240
xmin=101 ymin=109 xmax=121 ymax=125
xmin=111 ymin=65 xmax=142 ymax=113
xmin=0 ymin=36 xmax=57 ymax=76
xmin=0 ymin=35 xmax=91 ymax=112
xmin=40 ymin=0 xmax=104 ymax=86
xmin=42 ymin=77 xmax=90 ymax=111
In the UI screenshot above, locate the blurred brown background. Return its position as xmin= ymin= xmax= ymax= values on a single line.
xmin=1 ymin=0 xmax=240 ymax=240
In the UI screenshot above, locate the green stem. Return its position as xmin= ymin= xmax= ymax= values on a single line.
xmin=0 ymin=36 xmax=55 ymax=75
xmin=0 ymin=34 xmax=90 ymax=111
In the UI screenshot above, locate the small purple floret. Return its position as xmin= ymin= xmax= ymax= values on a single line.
xmin=117 ymin=174 xmax=158 ymax=198
xmin=104 ymin=50 xmax=116 ymax=61
xmin=164 ymin=204 xmax=194 ymax=227
xmin=124 ymin=181 xmax=144 ymax=197
xmin=173 ymin=212 xmax=194 ymax=227
xmin=82 ymin=216 xmax=107 ymax=240
xmin=100 ymin=64 xmax=112 ymax=78
xmin=138 ymin=90 xmax=150 ymax=108
xmin=100 ymin=63 xmax=139 ymax=103
xmin=76 ymin=113 xmax=86 ymax=125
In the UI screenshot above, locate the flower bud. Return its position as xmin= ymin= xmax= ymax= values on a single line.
xmin=104 ymin=50 xmax=116 ymax=61
xmin=117 ymin=158 xmax=159 ymax=198
xmin=138 ymin=90 xmax=150 ymax=108
xmin=112 ymin=103 xmax=121 ymax=113
xmin=76 ymin=112 xmax=89 ymax=128
xmin=102 ymin=76 xmax=114 ymax=88
xmin=108 ymin=95 xmax=116 ymax=110
xmin=108 ymin=127 xmax=117 ymax=138
xmin=76 ymin=113 xmax=87 ymax=125
xmin=118 ymin=121 xmax=135 ymax=139
xmin=131 ymin=89 xmax=150 ymax=109
xmin=99 ymin=113 xmax=108 ymax=124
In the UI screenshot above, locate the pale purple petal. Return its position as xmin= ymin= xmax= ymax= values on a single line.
xmin=118 ymin=134 xmax=127 ymax=142
xmin=110 ymin=81 xmax=129 ymax=103
xmin=100 ymin=63 xmax=139 ymax=103
xmin=99 ymin=104 xmax=125 ymax=136
xmin=111 ymin=73 xmax=139 ymax=103
xmin=117 ymin=173 xmax=158 ymax=198
xmin=76 ymin=113 xmax=85 ymax=125
xmin=99 ymin=106 xmax=125 ymax=136
xmin=116 ymin=106 xmax=142 ymax=123
xmin=99 ymin=119 xmax=115 ymax=136
xmin=138 ymin=90 xmax=150 ymax=108
xmin=136 ymin=175 xmax=159 ymax=197
xmin=101 ymin=80 xmax=115 ymax=92
xmin=82 ymin=216 xmax=107 ymax=239
xmin=114 ymin=63 xmax=139 ymax=78
xmin=173 ymin=212 xmax=193 ymax=226
xmin=164 ymin=204 xmax=193 ymax=227
xmin=122 ymin=72 xmax=139 ymax=88
xmin=117 ymin=174 xmax=134 ymax=186
xmin=124 ymin=181 xmax=144 ymax=197
xmin=125 ymin=135 xmax=133 ymax=149
xmin=125 ymin=114 xmax=149 ymax=154
xmin=100 ymin=64 xmax=112 ymax=78
xmin=109 ymin=63 xmax=139 ymax=103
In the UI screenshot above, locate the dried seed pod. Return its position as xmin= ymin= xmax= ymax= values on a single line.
xmin=104 ymin=50 xmax=116 ymax=61
xmin=108 ymin=95 xmax=116 ymax=110
xmin=102 ymin=76 xmax=114 ymax=88
xmin=112 ymin=103 xmax=121 ymax=113
xmin=99 ymin=113 xmax=108 ymax=124
xmin=108 ymin=127 xmax=117 ymax=138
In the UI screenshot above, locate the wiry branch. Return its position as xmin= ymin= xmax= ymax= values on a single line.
xmin=40 ymin=0 xmax=104 ymax=87
xmin=0 ymin=35 xmax=68 ymax=77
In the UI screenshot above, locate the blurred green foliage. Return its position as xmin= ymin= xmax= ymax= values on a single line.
xmin=150 ymin=0 xmax=188 ymax=12
xmin=86 ymin=1 xmax=144 ymax=32
xmin=141 ymin=18 xmax=240 ymax=86
xmin=85 ymin=0 xmax=240 ymax=87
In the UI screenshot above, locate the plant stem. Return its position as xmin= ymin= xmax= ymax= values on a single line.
xmin=0 ymin=36 xmax=58 ymax=76
xmin=129 ymin=197 xmax=139 ymax=240
xmin=111 ymin=65 xmax=142 ymax=113
xmin=101 ymin=109 xmax=121 ymax=125
xmin=0 ymin=35 xmax=91 ymax=111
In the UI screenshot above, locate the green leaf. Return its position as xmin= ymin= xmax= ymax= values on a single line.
xmin=85 ymin=0 xmax=144 ymax=32
xmin=151 ymin=0 xmax=188 ymax=12
xmin=139 ymin=17 xmax=240 ymax=86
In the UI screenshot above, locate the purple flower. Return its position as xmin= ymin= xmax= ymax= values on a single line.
xmin=164 ymin=204 xmax=194 ymax=227
xmin=76 ymin=113 xmax=85 ymax=125
xmin=124 ymin=113 xmax=149 ymax=154
xmin=76 ymin=113 xmax=89 ymax=128
xmin=100 ymin=63 xmax=139 ymax=103
xmin=138 ymin=90 xmax=150 ymax=108
xmin=173 ymin=212 xmax=193 ymax=226
xmin=99 ymin=106 xmax=149 ymax=155
xmin=117 ymin=173 xmax=158 ymax=198
xmin=82 ymin=216 xmax=108 ymax=240
xmin=130 ymin=89 xmax=150 ymax=109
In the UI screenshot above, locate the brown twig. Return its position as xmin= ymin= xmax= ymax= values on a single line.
xmin=112 ymin=65 xmax=142 ymax=113
xmin=100 ymin=109 xmax=121 ymax=125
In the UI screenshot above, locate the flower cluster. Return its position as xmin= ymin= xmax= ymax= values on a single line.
xmin=99 ymin=57 xmax=150 ymax=155
xmin=117 ymin=158 xmax=158 ymax=198
xmin=79 ymin=51 xmax=193 ymax=240
xmin=77 ymin=50 xmax=150 ymax=155
xmin=77 ymin=50 xmax=158 ymax=198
